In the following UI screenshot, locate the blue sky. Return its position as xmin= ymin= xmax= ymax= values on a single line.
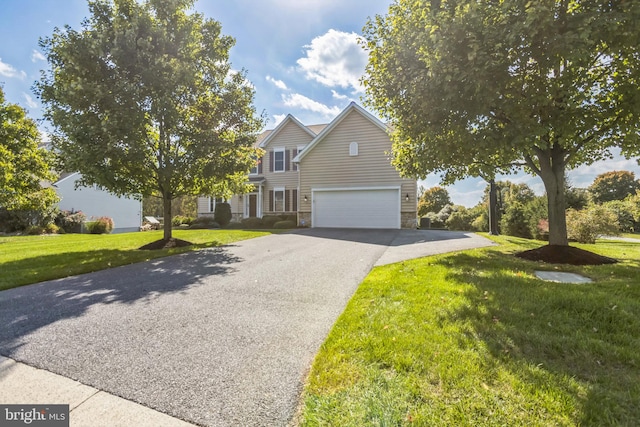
xmin=1 ymin=0 xmax=638 ymax=207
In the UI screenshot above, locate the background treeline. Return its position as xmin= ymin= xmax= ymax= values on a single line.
xmin=419 ymin=171 xmax=640 ymax=244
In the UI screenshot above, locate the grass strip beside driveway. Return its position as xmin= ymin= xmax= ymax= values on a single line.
xmin=300 ymin=235 xmax=640 ymax=426
xmin=0 ymin=230 xmax=272 ymax=291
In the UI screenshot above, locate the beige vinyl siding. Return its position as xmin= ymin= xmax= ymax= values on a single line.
xmin=262 ymin=120 xmax=314 ymax=214
xmin=298 ymin=110 xmax=416 ymax=214
xmin=196 ymin=196 xmax=242 ymax=216
xmin=197 ymin=196 xmax=210 ymax=215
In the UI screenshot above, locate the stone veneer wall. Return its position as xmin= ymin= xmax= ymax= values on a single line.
xmin=401 ymin=212 xmax=417 ymax=229
xmin=298 ymin=212 xmax=312 ymax=228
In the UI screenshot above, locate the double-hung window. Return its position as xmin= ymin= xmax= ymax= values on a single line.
xmin=273 ymin=188 xmax=285 ymax=212
xmin=273 ymin=148 xmax=285 ymax=172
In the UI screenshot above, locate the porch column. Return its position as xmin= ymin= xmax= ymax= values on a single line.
xmin=258 ymin=184 xmax=263 ymax=218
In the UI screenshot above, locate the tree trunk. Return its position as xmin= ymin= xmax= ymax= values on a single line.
xmin=163 ymin=195 xmax=172 ymax=241
xmin=489 ymin=179 xmax=499 ymax=235
xmin=537 ymin=150 xmax=568 ymax=246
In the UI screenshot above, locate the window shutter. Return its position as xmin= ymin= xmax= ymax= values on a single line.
xmin=285 ymin=190 xmax=290 ymax=212
xmin=269 ymin=190 xmax=274 ymax=212
xmin=285 ymin=150 xmax=290 ymax=171
xmin=269 ymin=151 xmax=274 ymax=172
xmin=258 ymin=156 xmax=263 ymax=174
xmin=292 ymin=189 xmax=298 ymax=212
xmin=292 ymin=149 xmax=298 ymax=171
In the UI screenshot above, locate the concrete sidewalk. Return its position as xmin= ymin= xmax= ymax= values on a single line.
xmin=0 ymin=355 xmax=195 ymax=426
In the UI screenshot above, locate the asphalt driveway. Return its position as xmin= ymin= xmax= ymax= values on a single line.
xmin=0 ymin=229 xmax=493 ymax=426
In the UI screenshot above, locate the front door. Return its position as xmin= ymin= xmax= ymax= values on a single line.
xmin=249 ymin=194 xmax=257 ymax=217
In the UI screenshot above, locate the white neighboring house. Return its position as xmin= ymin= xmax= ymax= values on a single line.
xmin=54 ymin=172 xmax=142 ymax=233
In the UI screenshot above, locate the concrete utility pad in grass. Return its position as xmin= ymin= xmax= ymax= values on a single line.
xmin=535 ymin=271 xmax=592 ymax=283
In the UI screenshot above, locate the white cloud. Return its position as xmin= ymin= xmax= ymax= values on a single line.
xmin=272 ymin=114 xmax=287 ymax=127
xmin=31 ymin=50 xmax=46 ymax=62
xmin=0 ymin=58 xmax=26 ymax=79
xmin=266 ymin=75 xmax=288 ymax=90
xmin=297 ymin=29 xmax=367 ymax=93
xmin=282 ymin=93 xmax=341 ymax=119
xmin=23 ymin=93 xmax=38 ymax=109
xmin=331 ymin=90 xmax=348 ymax=100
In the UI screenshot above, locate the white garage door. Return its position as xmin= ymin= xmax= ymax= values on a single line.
xmin=313 ymin=188 xmax=400 ymax=229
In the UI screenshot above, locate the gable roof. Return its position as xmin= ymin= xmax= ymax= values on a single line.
xmin=258 ymin=114 xmax=317 ymax=148
xmin=53 ymin=172 xmax=80 ymax=186
xmin=293 ymin=102 xmax=389 ymax=163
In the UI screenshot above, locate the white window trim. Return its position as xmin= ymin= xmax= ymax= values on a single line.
xmin=273 ymin=147 xmax=285 ymax=173
xmin=273 ymin=187 xmax=285 ymax=212
xmin=209 ymin=197 xmax=226 ymax=213
xmin=349 ymin=141 xmax=358 ymax=156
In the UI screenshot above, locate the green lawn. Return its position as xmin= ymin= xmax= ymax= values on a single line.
xmin=300 ymin=235 xmax=640 ymax=426
xmin=0 ymin=229 xmax=272 ymax=291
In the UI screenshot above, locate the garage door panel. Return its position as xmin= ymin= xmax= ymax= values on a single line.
xmin=313 ymin=189 xmax=399 ymax=229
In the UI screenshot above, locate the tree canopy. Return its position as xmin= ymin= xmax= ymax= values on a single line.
xmin=418 ymin=186 xmax=451 ymax=216
xmin=37 ymin=0 xmax=264 ymax=240
xmin=0 ymin=86 xmax=58 ymax=227
xmin=588 ymin=170 xmax=640 ymax=204
xmin=363 ymin=0 xmax=640 ymax=245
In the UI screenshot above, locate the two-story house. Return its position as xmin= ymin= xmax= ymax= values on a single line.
xmin=197 ymin=102 xmax=417 ymax=229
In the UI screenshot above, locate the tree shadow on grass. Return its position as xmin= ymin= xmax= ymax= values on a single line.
xmin=0 ymin=247 xmax=242 ymax=358
xmin=434 ymin=249 xmax=640 ymax=425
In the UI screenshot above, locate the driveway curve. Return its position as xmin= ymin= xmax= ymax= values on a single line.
xmin=0 ymin=229 xmax=493 ymax=426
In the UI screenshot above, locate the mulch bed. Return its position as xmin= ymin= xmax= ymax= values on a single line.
xmin=139 ymin=238 xmax=193 ymax=250
xmin=515 ymin=245 xmax=617 ymax=265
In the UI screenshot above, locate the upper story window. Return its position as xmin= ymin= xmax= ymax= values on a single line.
xmin=249 ymin=156 xmax=262 ymax=175
xmin=349 ymin=142 xmax=358 ymax=156
xmin=273 ymin=148 xmax=285 ymax=172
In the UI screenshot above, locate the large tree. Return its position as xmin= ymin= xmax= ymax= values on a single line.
xmin=37 ymin=0 xmax=263 ymax=241
xmin=588 ymin=170 xmax=640 ymax=204
xmin=363 ymin=0 xmax=640 ymax=246
xmin=0 ymin=86 xmax=58 ymax=228
xmin=418 ymin=186 xmax=451 ymax=216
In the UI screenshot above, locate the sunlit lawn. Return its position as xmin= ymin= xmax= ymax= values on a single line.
xmin=0 ymin=229 xmax=272 ymax=291
xmin=300 ymin=235 xmax=640 ymax=426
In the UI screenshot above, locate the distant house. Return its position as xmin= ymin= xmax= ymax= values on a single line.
xmin=197 ymin=102 xmax=417 ymax=229
xmin=54 ymin=172 xmax=142 ymax=233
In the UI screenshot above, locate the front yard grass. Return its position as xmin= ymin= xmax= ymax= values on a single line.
xmin=0 ymin=229 xmax=272 ymax=291
xmin=300 ymin=235 xmax=640 ymax=426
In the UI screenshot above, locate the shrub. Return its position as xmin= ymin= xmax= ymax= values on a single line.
xmin=284 ymin=214 xmax=297 ymax=223
xmin=241 ymin=217 xmax=264 ymax=228
xmin=424 ymin=212 xmax=443 ymax=228
xmin=500 ymin=202 xmax=533 ymax=239
xmin=273 ymin=220 xmax=296 ymax=229
xmin=262 ymin=215 xmax=282 ymax=228
xmin=189 ymin=216 xmax=220 ymax=229
xmin=566 ymin=205 xmax=619 ymax=244
xmin=471 ymin=211 xmax=489 ymax=232
xmin=225 ymin=221 xmax=244 ymax=229
xmin=86 ymin=216 xmax=114 ymax=234
xmin=445 ymin=206 xmax=476 ymax=231
xmin=602 ymin=200 xmax=635 ymax=232
xmin=25 ymin=225 xmax=46 ymax=235
xmin=214 ymin=202 xmax=232 ymax=226
xmin=172 ymin=215 xmax=193 ymax=227
xmin=55 ymin=210 xmax=87 ymax=233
